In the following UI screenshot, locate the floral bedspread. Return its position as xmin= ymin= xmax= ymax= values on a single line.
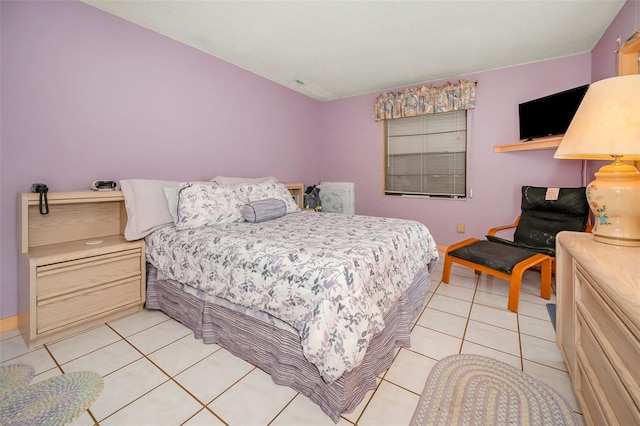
xmin=145 ymin=212 xmax=439 ymax=383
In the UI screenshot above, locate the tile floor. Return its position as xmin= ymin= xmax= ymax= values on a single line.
xmin=0 ymin=258 xmax=584 ymax=425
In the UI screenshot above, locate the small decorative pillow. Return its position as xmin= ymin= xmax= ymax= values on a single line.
xmin=242 ymin=198 xmax=287 ymax=223
xmin=241 ymin=198 xmax=286 ymax=223
xmin=243 ymin=182 xmax=300 ymax=214
xmin=176 ymin=183 xmax=248 ymax=230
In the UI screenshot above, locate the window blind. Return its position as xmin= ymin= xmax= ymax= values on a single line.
xmin=385 ymin=110 xmax=466 ymax=197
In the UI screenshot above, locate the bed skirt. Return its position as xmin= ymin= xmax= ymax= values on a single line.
xmin=145 ymin=264 xmax=432 ymax=422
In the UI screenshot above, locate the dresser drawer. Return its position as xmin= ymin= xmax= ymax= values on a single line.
xmin=576 ymin=265 xmax=640 ymax=406
xmin=36 ymin=248 xmax=142 ymax=300
xmin=36 ymin=277 xmax=142 ymax=335
xmin=577 ymin=309 xmax=640 ymax=426
xmin=576 ymin=360 xmax=609 ymax=426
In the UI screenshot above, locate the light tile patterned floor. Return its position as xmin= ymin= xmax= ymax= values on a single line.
xmin=0 ymin=258 xmax=585 ymax=425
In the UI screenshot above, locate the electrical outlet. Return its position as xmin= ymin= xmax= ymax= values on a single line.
xmin=457 ymin=223 xmax=465 ymax=233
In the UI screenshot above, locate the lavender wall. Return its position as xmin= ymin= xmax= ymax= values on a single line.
xmin=0 ymin=1 xmax=321 ymax=319
xmin=318 ymin=54 xmax=591 ymax=248
xmin=589 ymin=0 xmax=640 ymax=177
xmin=592 ymin=0 xmax=639 ymax=82
xmin=1 ymin=1 xmax=635 ymax=321
xmin=318 ymin=0 xmax=640 ymax=248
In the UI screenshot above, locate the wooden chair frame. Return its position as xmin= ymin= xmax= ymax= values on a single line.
xmin=442 ymin=237 xmax=551 ymax=313
xmin=442 ymin=216 xmax=592 ymax=313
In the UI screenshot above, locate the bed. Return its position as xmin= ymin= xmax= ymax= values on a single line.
xmin=120 ymin=179 xmax=439 ymax=422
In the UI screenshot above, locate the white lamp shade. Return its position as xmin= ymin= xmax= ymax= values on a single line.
xmin=554 ymin=75 xmax=640 ymax=160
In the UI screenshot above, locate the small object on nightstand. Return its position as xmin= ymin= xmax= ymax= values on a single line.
xmin=304 ymin=185 xmax=322 ymax=211
xmin=91 ymin=180 xmax=117 ymax=191
xmin=31 ymin=183 xmax=49 ymax=215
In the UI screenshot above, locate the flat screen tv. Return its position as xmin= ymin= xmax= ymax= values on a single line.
xmin=518 ymin=84 xmax=589 ymax=141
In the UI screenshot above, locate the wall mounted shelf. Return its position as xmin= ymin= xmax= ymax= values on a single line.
xmin=496 ymin=28 xmax=638 ymax=155
xmin=494 ymin=135 xmax=562 ymax=153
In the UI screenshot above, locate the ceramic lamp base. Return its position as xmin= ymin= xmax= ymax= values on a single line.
xmin=586 ymin=160 xmax=640 ymax=247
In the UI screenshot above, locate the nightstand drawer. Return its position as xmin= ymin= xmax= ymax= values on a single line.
xmin=36 ymin=248 xmax=142 ymax=300
xmin=36 ymin=277 xmax=142 ymax=335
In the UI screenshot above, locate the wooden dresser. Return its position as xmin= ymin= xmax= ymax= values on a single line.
xmin=18 ymin=191 xmax=145 ymax=347
xmin=556 ymin=231 xmax=640 ymax=425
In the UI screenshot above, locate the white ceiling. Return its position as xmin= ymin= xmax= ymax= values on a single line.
xmin=83 ymin=1 xmax=626 ymax=101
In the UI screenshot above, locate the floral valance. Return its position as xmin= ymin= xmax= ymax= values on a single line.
xmin=374 ymin=79 xmax=477 ymax=121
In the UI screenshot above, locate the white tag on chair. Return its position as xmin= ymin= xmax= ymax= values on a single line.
xmin=545 ymin=188 xmax=560 ymax=201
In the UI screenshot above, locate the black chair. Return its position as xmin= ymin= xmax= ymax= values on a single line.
xmin=442 ymin=186 xmax=590 ymax=312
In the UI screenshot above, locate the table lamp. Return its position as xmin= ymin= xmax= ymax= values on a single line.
xmin=554 ymin=74 xmax=640 ymax=247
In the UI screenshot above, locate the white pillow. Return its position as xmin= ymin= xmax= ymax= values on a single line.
xmin=176 ymin=183 xmax=249 ymax=230
xmin=243 ymin=182 xmax=300 ymax=214
xmin=210 ymin=176 xmax=279 ymax=185
xmin=163 ymin=186 xmax=180 ymax=224
xmin=120 ymin=179 xmax=181 ymax=240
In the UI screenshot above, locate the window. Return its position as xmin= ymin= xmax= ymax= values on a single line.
xmin=384 ymin=110 xmax=467 ymax=198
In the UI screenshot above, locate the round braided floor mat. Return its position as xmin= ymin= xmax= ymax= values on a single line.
xmin=410 ymin=354 xmax=578 ymax=426
xmin=0 ymin=365 xmax=35 ymax=401
xmin=0 ymin=366 xmax=103 ymax=426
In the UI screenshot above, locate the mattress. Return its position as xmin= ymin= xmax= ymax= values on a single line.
xmin=145 ymin=212 xmax=439 ymax=383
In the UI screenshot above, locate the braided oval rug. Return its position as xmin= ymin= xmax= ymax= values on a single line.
xmin=410 ymin=354 xmax=578 ymax=426
xmin=0 ymin=365 xmax=103 ymax=426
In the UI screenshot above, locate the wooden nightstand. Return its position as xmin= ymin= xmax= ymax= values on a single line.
xmin=17 ymin=191 xmax=145 ymax=348
xmin=285 ymin=183 xmax=304 ymax=209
